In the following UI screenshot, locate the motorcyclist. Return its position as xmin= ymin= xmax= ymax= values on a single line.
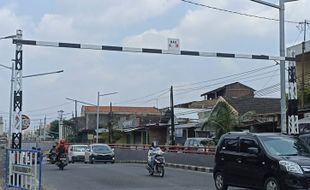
xmin=148 ymin=141 xmax=159 ymax=171
xmin=49 ymin=144 xmax=57 ymax=154
xmin=48 ymin=144 xmax=57 ymax=162
xmin=56 ymin=139 xmax=68 ymax=160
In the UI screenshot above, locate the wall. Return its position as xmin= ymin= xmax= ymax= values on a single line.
xmin=148 ymin=127 xmax=167 ymax=145
xmin=114 ymin=149 xmax=214 ymax=168
xmin=225 ymin=83 xmax=254 ymax=98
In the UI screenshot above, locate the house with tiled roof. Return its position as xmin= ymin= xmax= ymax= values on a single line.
xmin=175 ymin=82 xmax=281 ymax=136
xmin=201 ymin=82 xmax=255 ymax=100
xmin=79 ymin=105 xmax=162 ymax=143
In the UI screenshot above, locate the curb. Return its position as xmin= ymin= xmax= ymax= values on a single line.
xmin=115 ymin=160 xmax=213 ymax=173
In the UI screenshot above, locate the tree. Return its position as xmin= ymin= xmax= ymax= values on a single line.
xmin=48 ymin=119 xmax=75 ymax=140
xmin=48 ymin=120 xmax=59 ymax=139
xmin=202 ymin=101 xmax=239 ymax=141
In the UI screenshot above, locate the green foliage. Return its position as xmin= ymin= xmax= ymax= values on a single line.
xmin=48 ymin=119 xmax=75 ymax=140
xmin=48 ymin=120 xmax=59 ymax=139
xmin=67 ymin=134 xmax=77 ymax=143
xmin=203 ymin=102 xmax=238 ymax=140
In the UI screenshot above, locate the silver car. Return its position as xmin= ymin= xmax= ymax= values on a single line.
xmin=68 ymin=144 xmax=88 ymax=163
xmin=84 ymin=144 xmax=115 ymax=164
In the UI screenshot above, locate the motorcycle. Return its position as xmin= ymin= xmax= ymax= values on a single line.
xmin=146 ymin=147 xmax=165 ymax=177
xmin=48 ymin=152 xmax=57 ymax=164
xmin=56 ymin=153 xmax=68 ymax=170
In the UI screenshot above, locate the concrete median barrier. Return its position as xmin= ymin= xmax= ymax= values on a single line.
xmin=114 ymin=149 xmax=214 ymax=173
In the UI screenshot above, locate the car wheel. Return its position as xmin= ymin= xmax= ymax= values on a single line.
xmin=265 ymin=177 xmax=280 ymax=190
xmin=111 ymin=161 xmax=115 ymax=164
xmin=214 ymin=172 xmax=228 ymax=190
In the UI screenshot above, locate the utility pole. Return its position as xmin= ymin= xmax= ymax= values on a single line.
xmin=108 ymin=102 xmax=113 ymax=144
xmin=39 ymin=119 xmax=42 ymax=142
xmin=298 ymin=20 xmax=310 ymax=109
xmin=250 ymin=0 xmax=299 ymax=134
xmin=58 ymin=110 xmax=64 ymax=142
xmin=43 ymin=115 xmax=46 ymax=141
xmin=170 ymin=86 xmax=175 ymax=145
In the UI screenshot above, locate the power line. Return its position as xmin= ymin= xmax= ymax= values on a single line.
xmin=180 ymin=0 xmax=299 ymax=24
xmin=174 ymin=64 xmax=277 ymax=89
xmin=175 ymin=68 xmax=279 ymax=95
xmin=114 ymin=88 xmax=170 ymax=105
xmin=24 ymin=102 xmax=72 ymax=113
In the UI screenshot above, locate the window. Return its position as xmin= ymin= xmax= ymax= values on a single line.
xmin=259 ymin=136 xmax=310 ymax=156
xmin=175 ymin=128 xmax=183 ymax=137
xmin=240 ymin=139 xmax=258 ymax=154
xmin=222 ymin=138 xmax=239 ymax=152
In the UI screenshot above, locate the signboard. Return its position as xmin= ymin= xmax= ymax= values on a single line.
xmin=12 ymin=164 xmax=33 ymax=176
xmin=168 ymin=38 xmax=180 ymax=51
xmin=15 ymin=114 xmax=30 ymax=130
xmin=87 ymin=134 xmax=94 ymax=140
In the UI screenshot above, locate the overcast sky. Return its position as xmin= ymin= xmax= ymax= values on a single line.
xmin=0 ymin=0 xmax=309 ymax=130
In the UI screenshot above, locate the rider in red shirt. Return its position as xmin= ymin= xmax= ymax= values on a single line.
xmin=56 ymin=139 xmax=68 ymax=156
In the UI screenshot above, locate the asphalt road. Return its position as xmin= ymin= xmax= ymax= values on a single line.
xmin=43 ymin=163 xmax=250 ymax=190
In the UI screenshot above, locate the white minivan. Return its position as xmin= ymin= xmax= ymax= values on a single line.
xmin=68 ymin=144 xmax=88 ymax=163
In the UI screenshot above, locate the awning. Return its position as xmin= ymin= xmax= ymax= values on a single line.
xmin=122 ymin=127 xmax=144 ymax=133
xmin=175 ymin=122 xmax=199 ymax=129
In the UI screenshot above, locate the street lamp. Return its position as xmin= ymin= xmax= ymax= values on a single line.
xmin=0 ymin=61 xmax=63 ymax=147
xmin=249 ymin=0 xmax=299 ymax=133
xmin=96 ymin=91 xmax=118 ymax=143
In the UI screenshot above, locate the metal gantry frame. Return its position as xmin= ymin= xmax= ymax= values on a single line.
xmin=10 ymin=30 xmax=299 ymax=140
xmin=12 ymin=30 xmax=23 ymax=149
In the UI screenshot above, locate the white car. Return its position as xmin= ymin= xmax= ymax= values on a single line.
xmin=68 ymin=144 xmax=88 ymax=163
xmin=84 ymin=144 xmax=115 ymax=164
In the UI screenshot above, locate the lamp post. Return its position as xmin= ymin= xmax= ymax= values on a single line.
xmin=249 ymin=0 xmax=299 ymax=133
xmin=96 ymin=91 xmax=118 ymax=143
xmin=0 ymin=61 xmax=63 ymax=147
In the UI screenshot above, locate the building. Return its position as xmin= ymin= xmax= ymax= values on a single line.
xmin=200 ymin=82 xmax=255 ymax=100
xmin=287 ymin=41 xmax=310 ymax=116
xmin=177 ymin=82 xmax=281 ymax=135
xmin=80 ymin=106 xmax=162 ymax=143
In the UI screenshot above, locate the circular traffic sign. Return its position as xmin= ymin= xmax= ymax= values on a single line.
xmin=15 ymin=114 xmax=31 ymax=130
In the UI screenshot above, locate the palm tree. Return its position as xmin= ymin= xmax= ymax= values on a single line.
xmin=202 ymin=101 xmax=239 ymax=141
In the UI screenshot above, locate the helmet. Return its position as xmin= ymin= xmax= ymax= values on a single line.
xmin=151 ymin=141 xmax=158 ymax=148
xmin=59 ymin=139 xmax=65 ymax=145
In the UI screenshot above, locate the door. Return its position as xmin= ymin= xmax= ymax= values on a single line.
xmin=220 ymin=137 xmax=243 ymax=185
xmin=238 ymin=138 xmax=265 ymax=188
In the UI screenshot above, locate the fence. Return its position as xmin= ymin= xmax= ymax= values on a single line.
xmin=5 ymin=149 xmax=42 ymax=190
xmin=109 ymin=144 xmax=216 ymax=155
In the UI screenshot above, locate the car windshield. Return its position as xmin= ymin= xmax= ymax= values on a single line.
xmin=73 ymin=146 xmax=87 ymax=152
xmin=259 ymin=135 xmax=310 ymax=156
xmin=92 ymin=145 xmax=111 ymax=153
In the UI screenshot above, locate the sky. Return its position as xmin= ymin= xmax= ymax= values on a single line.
xmin=0 ymin=0 xmax=309 ymax=131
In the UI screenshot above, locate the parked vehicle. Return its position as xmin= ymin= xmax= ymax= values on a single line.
xmin=214 ymin=132 xmax=310 ymax=190
xmin=146 ymin=147 xmax=165 ymax=177
xmin=184 ymin=137 xmax=214 ymax=151
xmin=56 ymin=153 xmax=68 ymax=170
xmin=68 ymin=144 xmax=88 ymax=163
xmin=84 ymin=144 xmax=115 ymax=164
xmin=299 ymin=133 xmax=310 ymax=146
